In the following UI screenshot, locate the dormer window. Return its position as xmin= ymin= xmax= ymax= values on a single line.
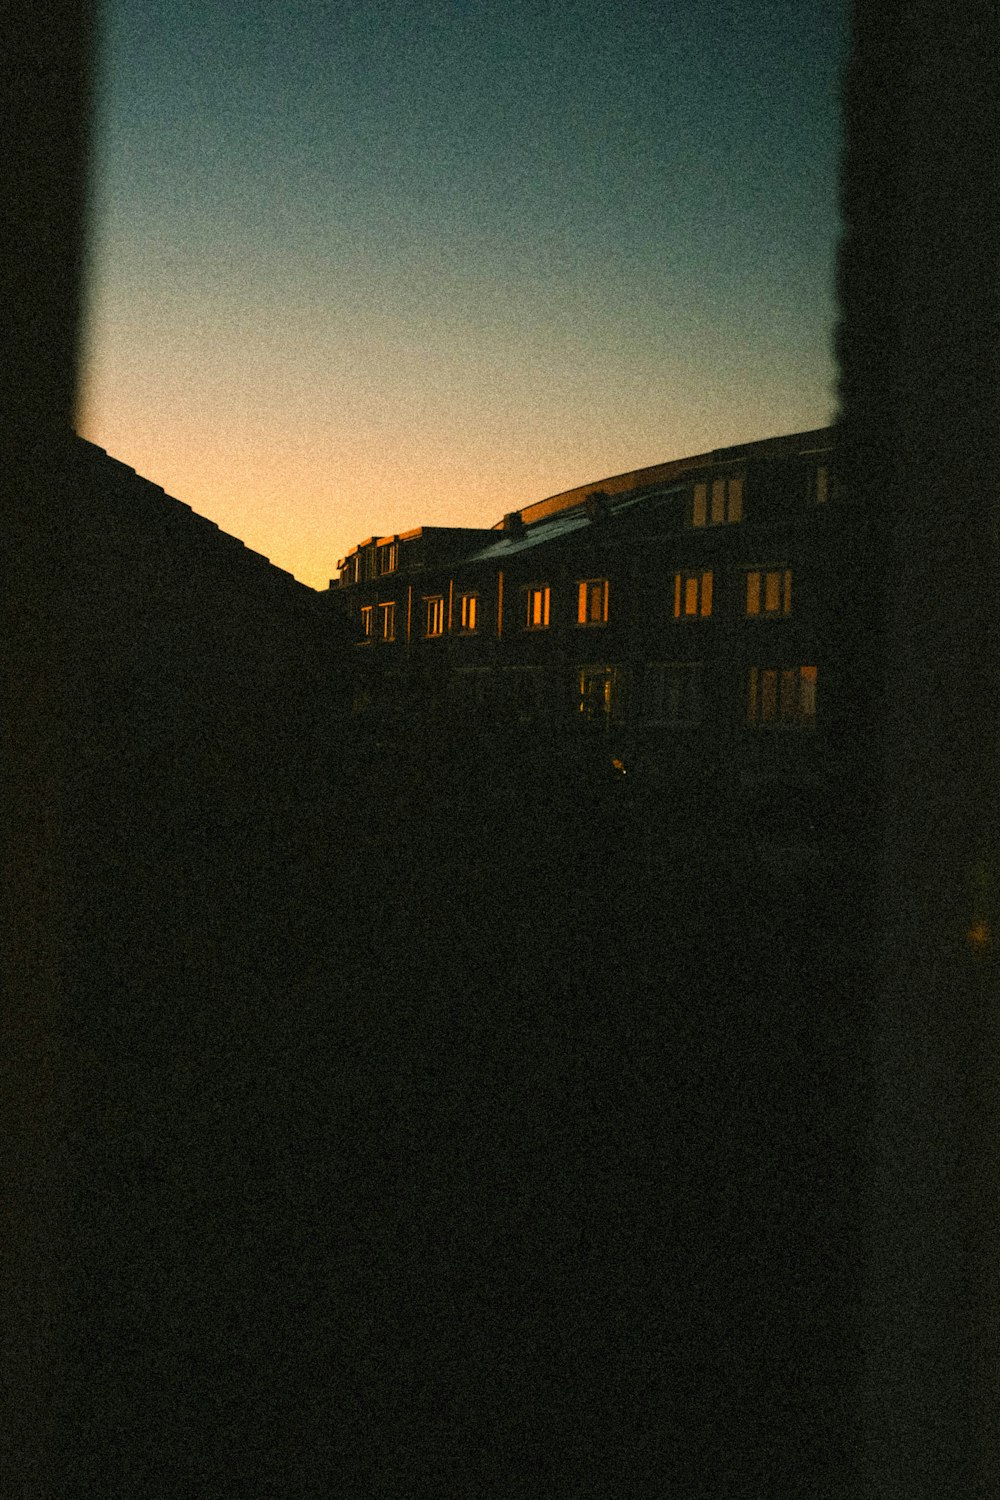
xmin=692 ymin=474 xmax=743 ymax=527
xmin=378 ymin=541 xmax=398 ymax=574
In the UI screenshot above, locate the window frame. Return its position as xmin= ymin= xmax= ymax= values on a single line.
xmin=377 ymin=541 xmax=399 ymax=575
xmin=691 ymin=472 xmax=744 ymax=528
xmin=576 ymin=663 xmax=623 ymax=725
xmin=458 ymin=592 xmax=479 ymax=633
xmin=576 ymin=577 xmax=609 ymax=626
xmin=524 ymin=584 xmax=551 ymax=630
xmin=423 ymin=595 xmax=445 ymax=638
xmin=746 ymin=664 xmax=817 ymax=728
xmin=673 ymin=569 xmax=714 ymax=619
xmin=359 ymin=604 xmax=373 ymax=640
xmin=642 ymin=661 xmax=703 ymax=726
xmin=379 ymin=600 xmax=396 ymax=641
xmin=745 ymin=567 xmax=792 ymax=618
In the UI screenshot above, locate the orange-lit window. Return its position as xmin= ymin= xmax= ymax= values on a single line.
xmin=360 ymin=605 xmax=373 ymax=639
xmin=525 ymin=585 xmax=551 ymax=629
xmin=745 ymin=568 xmax=791 ymax=616
xmin=378 ymin=541 xmax=398 ymax=574
xmin=673 ymin=570 xmax=713 ymax=618
xmin=643 ymin=662 xmax=702 ymax=724
xmin=577 ymin=664 xmax=621 ymax=724
xmin=459 ymin=593 xmax=478 ymax=632
xmin=379 ymin=601 xmax=395 ymax=640
xmin=747 ymin=665 xmax=817 ymax=727
xmin=424 ymin=596 xmax=445 ymax=637
xmin=692 ymin=474 xmax=743 ymax=527
xmin=577 ymin=578 xmax=609 ymax=625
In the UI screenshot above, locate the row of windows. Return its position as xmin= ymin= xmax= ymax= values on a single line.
xmin=447 ymin=661 xmax=818 ymax=729
xmin=341 ymin=465 xmax=833 ymax=586
xmin=360 ymin=565 xmax=796 ymax=641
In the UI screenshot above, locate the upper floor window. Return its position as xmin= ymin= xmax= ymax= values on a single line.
xmin=747 ymin=664 xmax=817 ymax=728
xmin=746 ymin=568 xmax=792 ymax=617
xmin=379 ymin=600 xmax=395 ymax=641
xmin=577 ymin=578 xmax=609 ymax=625
xmin=424 ymin=596 xmax=445 ymax=638
xmin=360 ymin=604 xmax=373 ymax=639
xmin=643 ymin=662 xmax=702 ymax=725
xmin=378 ymin=541 xmax=398 ymax=574
xmin=525 ymin=585 xmax=551 ymax=629
xmin=458 ymin=593 xmax=479 ymax=633
xmin=674 ymin=569 xmax=713 ymax=618
xmin=692 ymin=474 xmax=743 ymax=527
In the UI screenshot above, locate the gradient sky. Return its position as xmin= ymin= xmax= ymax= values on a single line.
xmin=79 ymin=0 xmax=847 ymax=589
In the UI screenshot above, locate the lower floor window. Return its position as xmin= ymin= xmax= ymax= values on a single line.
xmin=747 ymin=664 xmax=817 ymax=726
xmin=451 ymin=667 xmax=492 ymax=711
xmin=379 ymin=601 xmax=395 ymax=640
xmin=577 ymin=664 xmax=622 ymax=724
xmin=643 ymin=662 xmax=702 ymax=724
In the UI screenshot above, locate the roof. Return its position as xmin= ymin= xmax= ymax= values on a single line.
xmin=461 ymin=488 xmax=670 ymax=565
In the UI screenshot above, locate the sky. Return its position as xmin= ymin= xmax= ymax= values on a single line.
xmin=79 ymin=0 xmax=847 ymax=590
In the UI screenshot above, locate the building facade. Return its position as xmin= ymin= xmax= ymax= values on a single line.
xmin=328 ymin=426 xmax=847 ymax=831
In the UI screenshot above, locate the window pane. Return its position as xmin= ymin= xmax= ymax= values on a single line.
xmin=761 ymin=669 xmax=777 ymax=721
xmin=816 ymin=467 xmax=828 ymax=504
xmin=577 ymin=581 xmax=587 ymax=624
xmin=543 ymin=587 xmax=550 ymax=626
xmin=711 ymin=479 xmax=726 ymax=524
xmin=728 ymin=475 xmax=743 ymax=522
xmin=468 ymin=596 xmax=477 ymax=631
xmin=748 ymin=666 xmax=759 ymax=722
xmin=684 ymin=576 xmax=698 ymax=615
xmin=746 ymin=572 xmax=761 ymax=615
xmin=693 ymin=483 xmax=707 ymax=527
xmin=800 ymin=665 xmax=817 ymax=719
xmin=780 ymin=668 xmax=798 ymax=719
xmin=700 ymin=571 xmax=713 ymax=617
xmin=765 ymin=571 xmax=781 ymax=613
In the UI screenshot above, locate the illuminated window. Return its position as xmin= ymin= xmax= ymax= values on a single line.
xmin=359 ymin=605 xmax=373 ymax=639
xmin=378 ymin=541 xmax=398 ymax=574
xmin=577 ymin=578 xmax=609 ymax=625
xmin=747 ymin=665 xmax=817 ymax=727
xmin=424 ymin=596 xmax=445 ymax=637
xmin=458 ymin=593 xmax=479 ymax=632
xmin=643 ymin=662 xmax=702 ymax=724
xmin=577 ymin=664 xmax=622 ymax=724
xmin=525 ymin=585 xmax=551 ymax=629
xmin=673 ymin=570 xmax=713 ymax=618
xmin=379 ymin=601 xmax=395 ymax=640
xmin=692 ymin=474 xmax=743 ymax=527
xmin=745 ymin=568 xmax=792 ymax=616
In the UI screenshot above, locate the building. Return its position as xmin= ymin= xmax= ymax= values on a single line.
xmin=328 ymin=425 xmax=846 ymax=831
